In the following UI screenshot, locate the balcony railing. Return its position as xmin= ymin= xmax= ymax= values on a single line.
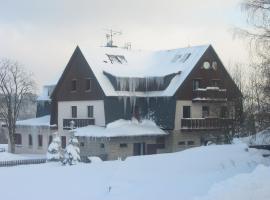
xmin=181 ymin=118 xmax=233 ymax=130
xmin=63 ymin=118 xmax=95 ymax=130
xmin=192 ymin=87 xmax=227 ymax=102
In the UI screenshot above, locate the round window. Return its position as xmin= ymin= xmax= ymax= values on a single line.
xmin=203 ymin=61 xmax=211 ymax=69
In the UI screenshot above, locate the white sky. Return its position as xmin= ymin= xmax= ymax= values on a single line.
xmin=0 ymin=0 xmax=249 ymax=92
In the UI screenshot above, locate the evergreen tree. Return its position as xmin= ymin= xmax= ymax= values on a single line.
xmin=47 ymin=135 xmax=61 ymax=161
xmin=62 ymin=136 xmax=80 ymax=165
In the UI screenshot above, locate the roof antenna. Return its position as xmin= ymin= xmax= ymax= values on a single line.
xmin=104 ymin=29 xmax=122 ymax=48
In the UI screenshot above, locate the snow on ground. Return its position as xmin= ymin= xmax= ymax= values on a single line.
xmin=0 ymin=152 xmax=46 ymax=161
xmin=240 ymin=128 xmax=270 ymax=145
xmin=74 ymin=118 xmax=167 ymax=137
xmin=0 ymin=144 xmax=269 ymax=200
xmin=195 ymin=165 xmax=270 ymax=200
xmin=0 ymin=145 xmax=45 ymax=161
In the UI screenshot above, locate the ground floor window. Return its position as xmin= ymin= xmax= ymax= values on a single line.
xmin=178 ymin=141 xmax=185 ymax=146
xmin=14 ymin=133 xmax=22 ymax=145
xmin=187 ymin=141 xmax=195 ymax=146
xmin=38 ymin=135 xmax=43 ymax=147
xmin=120 ymin=143 xmax=128 ymax=148
xmin=61 ymin=136 xmax=66 ymax=149
xmin=156 ymin=136 xmax=165 ymax=149
xmin=100 ymin=143 xmax=105 ymax=148
xmin=28 ymin=134 xmax=33 ymax=146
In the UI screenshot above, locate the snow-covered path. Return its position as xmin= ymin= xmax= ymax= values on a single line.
xmin=0 ymin=144 xmax=269 ymax=200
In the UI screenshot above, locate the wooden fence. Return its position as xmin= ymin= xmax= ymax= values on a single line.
xmin=0 ymin=158 xmax=47 ymax=167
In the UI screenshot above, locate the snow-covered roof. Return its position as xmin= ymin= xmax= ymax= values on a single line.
xmin=80 ymin=44 xmax=209 ymax=97
xmin=16 ymin=115 xmax=51 ymax=127
xmin=73 ymin=118 xmax=167 ymax=138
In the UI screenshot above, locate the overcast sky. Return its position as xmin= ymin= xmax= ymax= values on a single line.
xmin=0 ymin=0 xmax=248 ymax=91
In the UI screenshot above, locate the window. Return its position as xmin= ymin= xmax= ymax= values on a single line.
xmin=71 ymin=106 xmax=77 ymax=118
xmin=156 ymin=136 xmax=165 ymax=149
xmin=61 ymin=136 xmax=66 ymax=149
xmin=38 ymin=135 xmax=43 ymax=147
xmin=48 ymin=135 xmax=53 ymax=145
xmin=87 ymin=106 xmax=94 ymax=118
xmin=14 ymin=133 xmax=22 ymax=145
xmin=100 ymin=143 xmax=105 ymax=148
xmin=80 ymin=142 xmax=85 ymax=147
xmin=211 ymin=79 xmax=220 ymax=87
xmin=120 ymin=143 xmax=128 ymax=148
xmin=178 ymin=141 xmax=185 ymax=145
xmin=187 ymin=141 xmax=195 ymax=146
xmin=107 ymin=54 xmax=127 ymax=64
xmin=29 ymin=134 xmax=33 ymax=146
xmin=192 ymin=79 xmax=201 ymax=90
xmin=85 ymin=78 xmax=91 ymax=91
xmin=220 ymin=106 xmax=228 ymax=118
xmin=183 ymin=106 xmax=191 ymax=118
xmin=202 ymin=106 xmax=209 ymax=118
xmin=212 ymin=61 xmax=218 ymax=70
xmin=71 ymin=79 xmax=77 ymax=91
xmin=118 ymin=55 xmax=127 ymax=64
xmin=203 ymin=61 xmax=211 ymax=69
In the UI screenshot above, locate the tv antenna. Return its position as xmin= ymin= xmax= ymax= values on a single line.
xmin=104 ymin=29 xmax=122 ymax=47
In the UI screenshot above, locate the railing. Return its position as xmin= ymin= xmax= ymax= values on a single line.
xmin=63 ymin=118 xmax=95 ymax=129
xmin=0 ymin=158 xmax=47 ymax=167
xmin=181 ymin=118 xmax=233 ymax=130
xmin=192 ymin=87 xmax=227 ymax=102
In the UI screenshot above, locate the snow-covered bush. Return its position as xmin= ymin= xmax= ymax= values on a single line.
xmin=47 ymin=135 xmax=61 ymax=161
xmin=62 ymin=136 xmax=80 ymax=165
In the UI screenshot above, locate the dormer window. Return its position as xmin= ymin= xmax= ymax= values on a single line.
xmin=106 ymin=54 xmax=127 ymax=64
xmin=71 ymin=79 xmax=77 ymax=91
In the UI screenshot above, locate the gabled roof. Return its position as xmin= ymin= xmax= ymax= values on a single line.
xmin=79 ymin=44 xmax=210 ymax=97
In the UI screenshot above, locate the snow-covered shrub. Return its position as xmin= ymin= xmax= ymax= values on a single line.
xmin=62 ymin=136 xmax=80 ymax=165
xmin=47 ymin=136 xmax=61 ymax=161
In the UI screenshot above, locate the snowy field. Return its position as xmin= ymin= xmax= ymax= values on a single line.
xmin=0 ymin=144 xmax=269 ymax=200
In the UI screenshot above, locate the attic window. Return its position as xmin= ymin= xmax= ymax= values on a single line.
xmin=212 ymin=61 xmax=218 ymax=70
xmin=203 ymin=61 xmax=211 ymax=69
xmin=106 ymin=54 xmax=127 ymax=64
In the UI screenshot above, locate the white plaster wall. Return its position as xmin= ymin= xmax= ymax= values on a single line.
xmin=12 ymin=126 xmax=53 ymax=154
xmin=58 ymin=100 xmax=105 ymax=130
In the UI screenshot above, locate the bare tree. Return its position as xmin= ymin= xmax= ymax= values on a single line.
xmin=234 ymin=0 xmax=270 ymax=131
xmin=0 ymin=59 xmax=35 ymax=153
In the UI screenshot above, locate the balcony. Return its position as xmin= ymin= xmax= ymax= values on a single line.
xmin=192 ymin=87 xmax=227 ymax=102
xmin=63 ymin=118 xmax=95 ymax=130
xmin=181 ymin=118 xmax=233 ymax=131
